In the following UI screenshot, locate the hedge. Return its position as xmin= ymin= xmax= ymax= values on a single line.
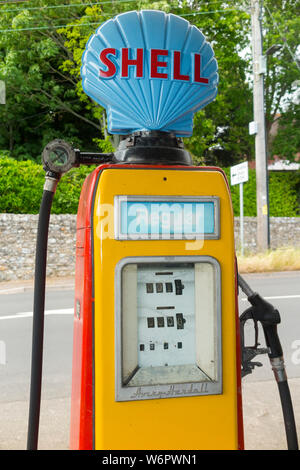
xmin=0 ymin=156 xmax=95 ymax=214
xmin=0 ymin=155 xmax=299 ymax=216
xmin=222 ymin=167 xmax=300 ymax=217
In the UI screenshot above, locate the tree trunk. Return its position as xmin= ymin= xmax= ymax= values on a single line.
xmin=9 ymin=123 xmax=13 ymax=153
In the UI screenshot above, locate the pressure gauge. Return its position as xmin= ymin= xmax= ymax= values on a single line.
xmin=42 ymin=139 xmax=77 ymax=174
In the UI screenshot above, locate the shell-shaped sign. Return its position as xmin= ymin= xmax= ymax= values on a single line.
xmin=81 ymin=10 xmax=218 ymax=136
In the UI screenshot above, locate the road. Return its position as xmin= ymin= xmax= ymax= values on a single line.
xmin=0 ymin=271 xmax=299 ymax=450
xmin=0 ymin=284 xmax=74 ymax=404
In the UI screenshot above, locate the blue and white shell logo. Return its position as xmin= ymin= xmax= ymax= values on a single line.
xmin=81 ymin=10 xmax=218 ymax=137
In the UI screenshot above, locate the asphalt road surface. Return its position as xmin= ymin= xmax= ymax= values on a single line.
xmin=0 ymin=271 xmax=299 ymax=450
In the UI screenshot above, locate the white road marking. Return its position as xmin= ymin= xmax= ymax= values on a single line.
xmin=1 ymin=295 xmax=299 ymax=320
xmin=0 ymin=287 xmax=26 ymax=295
xmin=0 ymin=308 xmax=73 ymax=321
xmin=241 ymin=295 xmax=300 ymax=301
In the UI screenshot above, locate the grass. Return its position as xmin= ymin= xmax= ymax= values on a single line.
xmin=237 ymin=247 xmax=300 ymax=273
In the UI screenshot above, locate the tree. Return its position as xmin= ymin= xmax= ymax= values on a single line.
xmin=263 ymin=0 xmax=300 ymax=161
xmin=1 ymin=1 xmax=297 ymax=165
xmin=271 ymin=103 xmax=300 ymax=160
xmin=59 ymin=0 xmax=254 ymax=165
xmin=182 ymin=1 xmax=254 ymax=165
xmin=0 ymin=0 xmax=106 ymax=160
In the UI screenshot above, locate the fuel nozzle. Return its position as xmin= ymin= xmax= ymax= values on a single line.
xmin=238 ymin=273 xmax=298 ymax=450
xmin=238 ymin=274 xmax=282 ymax=361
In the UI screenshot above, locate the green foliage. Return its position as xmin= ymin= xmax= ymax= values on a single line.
xmin=183 ymin=2 xmax=254 ymax=165
xmin=0 ymin=155 xmax=93 ymax=214
xmin=0 ymin=156 xmax=44 ymax=213
xmin=264 ymin=0 xmax=300 ymax=161
xmin=0 ymin=0 xmax=298 ymax=166
xmin=92 ymin=137 xmax=116 ymax=153
xmin=271 ymin=104 xmax=300 ymax=161
xmin=59 ymin=0 xmax=254 ymax=167
xmin=223 ymin=168 xmax=300 ymax=217
xmin=0 ymin=0 xmax=105 ymax=161
xmin=1 ymin=156 xmax=299 ymax=216
xmin=223 ymin=168 xmax=257 ymax=217
xmin=51 ymin=164 xmax=96 ymax=215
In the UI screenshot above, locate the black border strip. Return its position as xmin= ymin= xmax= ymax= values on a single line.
xmin=90 ymin=168 xmax=104 ymax=450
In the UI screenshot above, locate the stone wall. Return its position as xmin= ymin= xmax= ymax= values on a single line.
xmin=234 ymin=217 xmax=300 ymax=253
xmin=0 ymin=214 xmax=76 ymax=282
xmin=0 ymin=214 xmax=300 ymax=282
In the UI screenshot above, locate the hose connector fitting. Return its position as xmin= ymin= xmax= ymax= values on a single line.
xmin=43 ymin=171 xmax=61 ymax=193
xmin=270 ymin=356 xmax=288 ymax=383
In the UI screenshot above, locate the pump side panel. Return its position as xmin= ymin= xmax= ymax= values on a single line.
xmin=70 ymin=169 xmax=100 ymax=450
xmin=92 ymin=167 xmax=243 ymax=450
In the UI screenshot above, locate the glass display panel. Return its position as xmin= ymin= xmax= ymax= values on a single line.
xmin=114 ymin=196 xmax=220 ymax=240
xmin=116 ymin=257 xmax=222 ymax=401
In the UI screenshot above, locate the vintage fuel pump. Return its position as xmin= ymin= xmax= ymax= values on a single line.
xmin=26 ymin=10 xmax=298 ymax=451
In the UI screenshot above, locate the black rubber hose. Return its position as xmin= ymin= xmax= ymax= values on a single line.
xmin=27 ymin=187 xmax=55 ymax=450
xmin=277 ymin=381 xmax=299 ymax=450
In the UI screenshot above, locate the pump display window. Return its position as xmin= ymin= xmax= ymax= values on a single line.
xmin=115 ymin=257 xmax=222 ymax=401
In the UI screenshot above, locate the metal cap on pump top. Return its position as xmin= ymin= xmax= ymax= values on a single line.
xmin=114 ymin=130 xmax=192 ymax=165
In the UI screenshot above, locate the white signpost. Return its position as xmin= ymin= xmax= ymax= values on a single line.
xmin=0 ymin=80 xmax=5 ymax=105
xmin=230 ymin=161 xmax=249 ymax=256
